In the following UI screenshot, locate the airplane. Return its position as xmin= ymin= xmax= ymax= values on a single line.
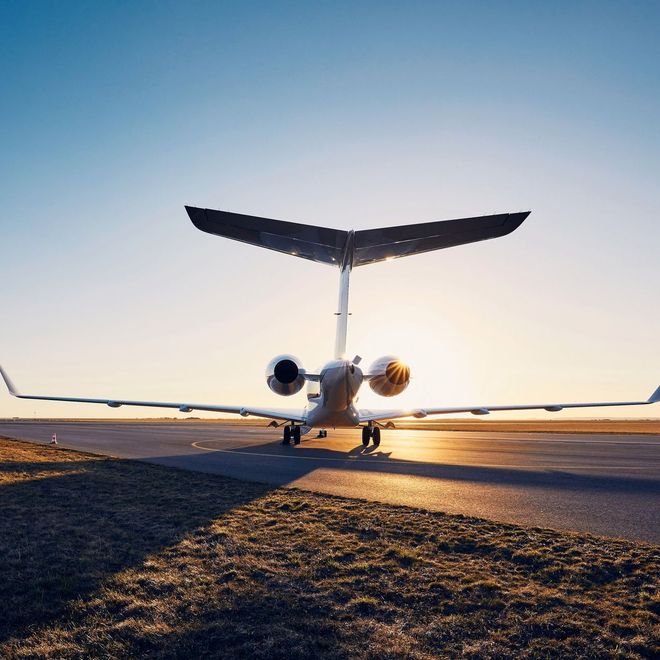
xmin=2 ymin=206 xmax=659 ymax=446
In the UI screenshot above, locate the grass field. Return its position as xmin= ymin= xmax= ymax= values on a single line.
xmin=399 ymin=419 xmax=660 ymax=434
xmin=0 ymin=437 xmax=658 ymax=658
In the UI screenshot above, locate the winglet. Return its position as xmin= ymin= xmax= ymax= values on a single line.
xmin=648 ymin=385 xmax=660 ymax=404
xmin=0 ymin=364 xmax=20 ymax=397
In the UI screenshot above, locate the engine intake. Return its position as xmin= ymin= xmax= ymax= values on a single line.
xmin=368 ymin=356 xmax=411 ymax=397
xmin=266 ymin=354 xmax=305 ymax=396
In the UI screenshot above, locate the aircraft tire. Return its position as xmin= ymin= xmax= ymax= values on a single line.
xmin=372 ymin=427 xmax=381 ymax=447
xmin=293 ymin=426 xmax=301 ymax=445
xmin=283 ymin=426 xmax=292 ymax=445
xmin=361 ymin=426 xmax=370 ymax=446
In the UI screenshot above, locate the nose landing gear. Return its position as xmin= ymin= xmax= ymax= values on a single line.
xmin=361 ymin=425 xmax=381 ymax=447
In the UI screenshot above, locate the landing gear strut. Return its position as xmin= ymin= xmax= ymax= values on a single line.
xmin=361 ymin=425 xmax=381 ymax=447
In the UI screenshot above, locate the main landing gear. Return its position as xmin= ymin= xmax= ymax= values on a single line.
xmin=361 ymin=425 xmax=381 ymax=447
xmin=316 ymin=429 xmax=328 ymax=438
xmin=282 ymin=425 xmax=301 ymax=446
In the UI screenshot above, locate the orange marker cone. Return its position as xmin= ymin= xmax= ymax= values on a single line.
xmin=50 ymin=433 xmax=58 ymax=446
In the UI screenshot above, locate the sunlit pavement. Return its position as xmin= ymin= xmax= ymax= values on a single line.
xmin=1 ymin=421 xmax=658 ymax=543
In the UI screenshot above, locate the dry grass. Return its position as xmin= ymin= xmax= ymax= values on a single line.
xmin=0 ymin=437 xmax=658 ymax=658
xmin=400 ymin=419 xmax=660 ymax=434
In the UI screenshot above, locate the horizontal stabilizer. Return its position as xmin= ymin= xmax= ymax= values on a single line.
xmin=353 ymin=211 xmax=530 ymax=266
xmin=186 ymin=206 xmax=346 ymax=266
xmin=186 ymin=206 xmax=530 ymax=268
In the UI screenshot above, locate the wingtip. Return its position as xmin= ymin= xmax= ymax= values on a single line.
xmin=648 ymin=385 xmax=660 ymax=404
xmin=501 ymin=210 xmax=531 ymax=237
xmin=185 ymin=205 xmax=208 ymax=230
xmin=0 ymin=364 xmax=19 ymax=397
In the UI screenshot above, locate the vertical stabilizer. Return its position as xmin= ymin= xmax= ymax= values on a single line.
xmin=334 ymin=231 xmax=354 ymax=359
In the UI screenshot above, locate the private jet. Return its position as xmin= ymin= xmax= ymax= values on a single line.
xmin=2 ymin=207 xmax=658 ymax=445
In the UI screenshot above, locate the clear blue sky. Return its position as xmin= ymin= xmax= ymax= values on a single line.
xmin=1 ymin=0 xmax=658 ymax=418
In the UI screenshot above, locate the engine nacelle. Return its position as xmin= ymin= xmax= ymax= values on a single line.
xmin=266 ymin=354 xmax=305 ymax=396
xmin=368 ymin=355 xmax=411 ymax=397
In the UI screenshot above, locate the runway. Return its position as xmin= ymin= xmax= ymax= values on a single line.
xmin=1 ymin=421 xmax=658 ymax=543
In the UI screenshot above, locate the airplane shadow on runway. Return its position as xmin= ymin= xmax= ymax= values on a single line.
xmin=146 ymin=438 xmax=660 ymax=495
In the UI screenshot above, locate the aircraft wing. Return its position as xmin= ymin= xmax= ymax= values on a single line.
xmin=0 ymin=364 xmax=305 ymax=423
xmin=359 ymin=385 xmax=660 ymax=422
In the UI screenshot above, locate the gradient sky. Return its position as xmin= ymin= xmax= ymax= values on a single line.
xmin=1 ymin=0 xmax=658 ymax=419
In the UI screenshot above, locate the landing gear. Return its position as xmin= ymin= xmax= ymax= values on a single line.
xmin=316 ymin=429 xmax=328 ymax=438
xmin=361 ymin=425 xmax=381 ymax=447
xmin=283 ymin=425 xmax=301 ymax=445
xmin=362 ymin=426 xmax=370 ymax=446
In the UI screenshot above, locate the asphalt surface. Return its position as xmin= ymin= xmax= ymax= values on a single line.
xmin=1 ymin=421 xmax=658 ymax=543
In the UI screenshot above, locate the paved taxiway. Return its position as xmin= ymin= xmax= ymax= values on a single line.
xmin=0 ymin=421 xmax=658 ymax=543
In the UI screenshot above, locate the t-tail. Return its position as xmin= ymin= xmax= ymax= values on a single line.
xmin=185 ymin=206 xmax=531 ymax=360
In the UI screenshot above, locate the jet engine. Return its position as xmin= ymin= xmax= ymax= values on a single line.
xmin=368 ymin=356 xmax=411 ymax=397
xmin=266 ymin=354 xmax=305 ymax=396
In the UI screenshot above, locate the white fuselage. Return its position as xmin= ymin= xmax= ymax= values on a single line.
xmin=305 ymin=360 xmax=363 ymax=427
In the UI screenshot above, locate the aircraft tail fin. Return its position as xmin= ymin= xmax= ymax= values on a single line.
xmin=186 ymin=206 xmax=530 ymax=268
xmin=187 ymin=206 xmax=530 ymax=360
